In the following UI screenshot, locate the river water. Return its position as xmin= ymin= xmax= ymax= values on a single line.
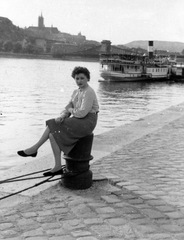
xmin=1 ymin=57 xmax=184 ymax=171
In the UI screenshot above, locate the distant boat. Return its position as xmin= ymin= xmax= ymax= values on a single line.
xmin=99 ymin=54 xmax=170 ymax=82
xmin=171 ymin=55 xmax=184 ymax=81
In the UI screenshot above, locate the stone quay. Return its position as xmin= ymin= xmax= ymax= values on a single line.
xmin=0 ymin=102 xmax=184 ymax=239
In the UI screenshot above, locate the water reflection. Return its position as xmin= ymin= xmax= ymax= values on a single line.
xmin=98 ymin=81 xmax=149 ymax=93
xmin=98 ymin=81 xmax=152 ymax=107
xmin=98 ymin=81 xmax=175 ymax=103
xmin=97 ymin=82 xmax=153 ymax=132
xmin=96 ymin=80 xmax=184 ymax=136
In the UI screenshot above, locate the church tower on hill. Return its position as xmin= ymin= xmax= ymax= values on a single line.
xmin=28 ymin=13 xmax=59 ymax=34
xmin=38 ymin=13 xmax=44 ymax=28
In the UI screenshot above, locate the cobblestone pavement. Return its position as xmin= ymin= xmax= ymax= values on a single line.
xmin=1 ymin=115 xmax=184 ymax=240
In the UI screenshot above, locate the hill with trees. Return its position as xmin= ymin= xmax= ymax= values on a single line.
xmin=0 ymin=16 xmax=36 ymax=53
xmin=0 ymin=16 xmax=101 ymax=56
xmin=123 ymin=40 xmax=184 ymax=53
xmin=0 ymin=17 xmax=26 ymax=41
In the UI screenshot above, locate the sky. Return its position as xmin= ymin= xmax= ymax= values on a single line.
xmin=0 ymin=0 xmax=184 ymax=45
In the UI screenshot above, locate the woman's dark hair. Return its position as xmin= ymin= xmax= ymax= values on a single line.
xmin=71 ymin=66 xmax=90 ymax=80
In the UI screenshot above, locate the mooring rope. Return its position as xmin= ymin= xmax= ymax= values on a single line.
xmin=0 ymin=168 xmax=89 ymax=201
xmin=0 ymin=168 xmax=51 ymax=184
xmin=1 ymin=176 xmax=48 ymax=183
xmin=0 ymin=176 xmax=54 ymax=201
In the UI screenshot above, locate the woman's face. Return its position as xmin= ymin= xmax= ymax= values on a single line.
xmin=75 ymin=73 xmax=89 ymax=89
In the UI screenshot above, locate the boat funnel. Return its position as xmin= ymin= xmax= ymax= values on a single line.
xmin=100 ymin=40 xmax=111 ymax=54
xmin=148 ymin=41 xmax=154 ymax=59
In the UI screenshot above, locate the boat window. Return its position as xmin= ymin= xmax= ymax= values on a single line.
xmin=114 ymin=65 xmax=121 ymax=71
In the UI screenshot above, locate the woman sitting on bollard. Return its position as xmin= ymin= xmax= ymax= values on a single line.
xmin=17 ymin=66 xmax=99 ymax=176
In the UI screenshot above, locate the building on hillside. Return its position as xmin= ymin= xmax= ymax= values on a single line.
xmin=27 ymin=13 xmax=59 ymax=34
xmin=51 ymin=42 xmax=79 ymax=56
xmin=26 ymin=14 xmax=89 ymax=53
xmin=38 ymin=13 xmax=44 ymax=28
xmin=71 ymin=32 xmax=86 ymax=44
xmin=35 ymin=38 xmax=47 ymax=52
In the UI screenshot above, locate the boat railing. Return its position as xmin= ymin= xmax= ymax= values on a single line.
xmin=100 ymin=58 xmax=142 ymax=65
xmin=174 ymin=63 xmax=184 ymax=68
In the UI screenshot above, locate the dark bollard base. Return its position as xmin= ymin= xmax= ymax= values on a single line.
xmin=60 ymin=170 xmax=93 ymax=190
xmin=62 ymin=134 xmax=94 ymax=190
xmin=65 ymin=159 xmax=90 ymax=172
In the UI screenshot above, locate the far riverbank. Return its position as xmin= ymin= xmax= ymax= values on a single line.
xmin=0 ymin=52 xmax=99 ymax=62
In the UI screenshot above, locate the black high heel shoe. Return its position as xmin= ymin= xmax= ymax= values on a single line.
xmin=43 ymin=165 xmax=66 ymax=176
xmin=17 ymin=150 xmax=37 ymax=157
xmin=43 ymin=169 xmax=64 ymax=176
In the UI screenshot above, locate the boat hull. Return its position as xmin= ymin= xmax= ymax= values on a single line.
xmin=99 ymin=53 xmax=170 ymax=82
xmin=100 ymin=71 xmax=168 ymax=82
xmin=171 ymin=66 xmax=184 ymax=81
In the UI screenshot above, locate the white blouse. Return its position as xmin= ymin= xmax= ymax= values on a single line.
xmin=64 ymin=85 xmax=99 ymax=118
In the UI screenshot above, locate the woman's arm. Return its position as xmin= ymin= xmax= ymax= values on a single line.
xmin=68 ymin=90 xmax=94 ymax=118
xmin=60 ymin=90 xmax=76 ymax=118
xmin=55 ymin=95 xmax=74 ymax=124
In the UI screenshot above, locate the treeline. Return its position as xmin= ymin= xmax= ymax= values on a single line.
xmin=0 ymin=40 xmax=45 ymax=54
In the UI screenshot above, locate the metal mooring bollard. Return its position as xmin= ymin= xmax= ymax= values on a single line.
xmin=61 ymin=133 xmax=94 ymax=190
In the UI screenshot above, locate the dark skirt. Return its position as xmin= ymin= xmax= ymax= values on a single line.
xmin=46 ymin=113 xmax=97 ymax=154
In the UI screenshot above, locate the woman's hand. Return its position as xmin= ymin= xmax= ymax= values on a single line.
xmin=68 ymin=108 xmax=73 ymax=114
xmin=55 ymin=115 xmax=65 ymax=124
